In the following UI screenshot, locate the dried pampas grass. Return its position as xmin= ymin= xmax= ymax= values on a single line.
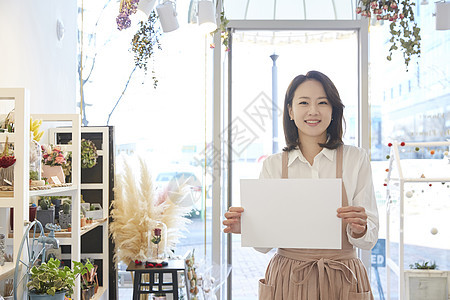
xmin=110 ymin=155 xmax=192 ymax=265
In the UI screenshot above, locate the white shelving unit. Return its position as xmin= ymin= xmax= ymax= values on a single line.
xmin=49 ymin=126 xmax=111 ymax=300
xmin=0 ymin=88 xmax=84 ymax=299
xmin=385 ymin=140 xmax=450 ymax=300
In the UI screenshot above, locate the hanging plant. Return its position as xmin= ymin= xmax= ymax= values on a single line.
xmin=131 ymin=11 xmax=162 ymax=88
xmin=116 ymin=0 xmax=139 ymax=31
xmin=210 ymin=9 xmax=230 ymax=51
xmin=356 ymin=0 xmax=421 ymax=69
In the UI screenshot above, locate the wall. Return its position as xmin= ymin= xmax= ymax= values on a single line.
xmin=0 ymin=0 xmax=77 ymax=114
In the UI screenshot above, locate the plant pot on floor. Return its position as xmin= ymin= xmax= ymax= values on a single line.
xmin=28 ymin=290 xmax=66 ymax=300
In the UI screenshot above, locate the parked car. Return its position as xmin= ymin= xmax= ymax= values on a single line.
xmin=154 ymin=171 xmax=203 ymax=217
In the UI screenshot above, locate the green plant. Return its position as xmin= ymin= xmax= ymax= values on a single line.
xmin=81 ymin=139 xmax=98 ymax=169
xmin=29 ymin=170 xmax=40 ymax=181
xmin=356 ymin=0 xmax=421 ymax=68
xmin=211 ymin=10 xmax=230 ymax=50
xmin=62 ymin=200 xmax=71 ymax=215
xmin=27 ymin=258 xmax=93 ymax=296
xmin=410 ymin=261 xmax=437 ymax=270
xmin=38 ymin=198 xmax=51 ymax=210
xmin=131 ymin=11 xmax=162 ymax=88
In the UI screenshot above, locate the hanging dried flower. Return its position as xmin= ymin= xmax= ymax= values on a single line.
xmin=131 ymin=11 xmax=162 ymax=88
xmin=356 ymin=0 xmax=421 ymax=69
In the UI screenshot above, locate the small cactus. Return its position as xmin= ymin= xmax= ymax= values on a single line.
xmin=38 ymin=198 xmax=51 ymax=210
xmin=62 ymin=200 xmax=71 ymax=214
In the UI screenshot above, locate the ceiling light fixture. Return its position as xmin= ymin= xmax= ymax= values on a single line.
xmin=197 ymin=0 xmax=217 ymax=34
xmin=436 ymin=1 xmax=450 ymax=30
xmin=156 ymin=0 xmax=179 ymax=33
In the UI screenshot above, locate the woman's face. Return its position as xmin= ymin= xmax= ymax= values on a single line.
xmin=288 ymin=79 xmax=332 ymax=143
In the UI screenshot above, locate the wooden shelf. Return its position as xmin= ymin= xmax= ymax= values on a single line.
xmin=0 ymin=262 xmax=15 ymax=281
xmin=8 ymin=218 xmax=108 ymax=239
xmin=29 ymin=185 xmax=78 ymax=197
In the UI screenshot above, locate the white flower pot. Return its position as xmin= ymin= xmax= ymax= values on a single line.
xmin=405 ymin=269 xmax=449 ymax=300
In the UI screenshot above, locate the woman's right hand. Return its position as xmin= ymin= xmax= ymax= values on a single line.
xmin=223 ymin=207 xmax=244 ymax=234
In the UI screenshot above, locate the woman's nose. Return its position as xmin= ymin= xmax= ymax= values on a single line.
xmin=308 ymin=104 xmax=318 ymax=114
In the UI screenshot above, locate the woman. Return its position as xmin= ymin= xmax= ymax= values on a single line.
xmin=223 ymin=71 xmax=379 ymax=299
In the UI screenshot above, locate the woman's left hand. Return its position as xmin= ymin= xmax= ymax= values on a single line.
xmin=337 ymin=206 xmax=368 ymax=238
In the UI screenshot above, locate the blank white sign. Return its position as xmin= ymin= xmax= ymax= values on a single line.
xmin=240 ymin=178 xmax=342 ymax=249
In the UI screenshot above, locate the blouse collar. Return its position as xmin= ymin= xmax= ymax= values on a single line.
xmin=288 ymin=146 xmax=336 ymax=166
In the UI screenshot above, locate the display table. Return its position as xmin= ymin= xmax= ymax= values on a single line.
xmin=126 ymin=259 xmax=186 ymax=299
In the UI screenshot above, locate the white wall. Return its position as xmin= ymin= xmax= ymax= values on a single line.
xmin=0 ymin=0 xmax=77 ymax=114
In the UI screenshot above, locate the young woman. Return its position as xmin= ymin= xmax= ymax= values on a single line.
xmin=223 ymin=71 xmax=379 ymax=299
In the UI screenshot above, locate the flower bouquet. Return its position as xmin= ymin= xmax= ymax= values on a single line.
xmin=41 ymin=145 xmax=67 ymax=184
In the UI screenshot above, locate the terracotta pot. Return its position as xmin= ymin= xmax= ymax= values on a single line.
xmin=80 ymin=217 xmax=86 ymax=228
xmin=42 ymin=165 xmax=65 ymax=184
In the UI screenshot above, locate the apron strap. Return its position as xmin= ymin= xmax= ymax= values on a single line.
xmin=282 ymin=151 xmax=288 ymax=179
xmin=337 ymin=145 xmax=353 ymax=250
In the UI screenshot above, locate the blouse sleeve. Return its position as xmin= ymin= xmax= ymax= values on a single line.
xmin=253 ymin=158 xmax=274 ymax=254
xmin=346 ymin=149 xmax=379 ymax=250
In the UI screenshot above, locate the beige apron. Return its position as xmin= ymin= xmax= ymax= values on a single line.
xmin=258 ymin=146 xmax=374 ymax=300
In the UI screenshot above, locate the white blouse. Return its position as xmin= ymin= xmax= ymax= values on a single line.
xmin=256 ymin=145 xmax=379 ymax=252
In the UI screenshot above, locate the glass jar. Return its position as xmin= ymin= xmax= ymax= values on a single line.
xmin=147 ymin=221 xmax=167 ymax=263
xmin=29 ymin=139 xmax=41 ymax=181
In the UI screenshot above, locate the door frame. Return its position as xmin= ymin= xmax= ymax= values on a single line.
xmin=211 ymin=18 xmax=370 ymax=299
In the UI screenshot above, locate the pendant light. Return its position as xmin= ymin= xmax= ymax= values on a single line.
xmin=198 ymin=0 xmax=217 ymax=34
xmin=156 ymin=0 xmax=179 ymax=32
xmin=436 ymin=1 xmax=450 ymax=30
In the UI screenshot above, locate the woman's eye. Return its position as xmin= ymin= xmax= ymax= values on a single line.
xmin=298 ymin=101 xmax=308 ymax=105
xmin=319 ymin=101 xmax=329 ymax=105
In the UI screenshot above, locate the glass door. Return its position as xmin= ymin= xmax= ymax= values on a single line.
xmin=228 ymin=28 xmax=360 ymax=299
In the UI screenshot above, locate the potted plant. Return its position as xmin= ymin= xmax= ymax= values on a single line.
xmin=405 ymin=260 xmax=449 ymax=299
xmin=80 ymin=212 xmax=87 ymax=228
xmin=41 ymin=144 xmax=67 ymax=184
xmin=36 ymin=198 xmax=55 ymax=232
xmin=67 ymin=223 xmax=71 ymax=232
xmin=86 ymin=217 xmax=93 ymax=224
xmin=58 ymin=199 xmax=72 ymax=229
xmin=27 ymin=258 xmax=93 ymax=300
xmin=81 ymin=263 xmax=98 ymax=298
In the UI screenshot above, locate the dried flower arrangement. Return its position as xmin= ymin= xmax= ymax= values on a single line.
xmin=110 ymin=156 xmax=192 ymax=264
xmin=132 ymin=11 xmax=162 ymax=88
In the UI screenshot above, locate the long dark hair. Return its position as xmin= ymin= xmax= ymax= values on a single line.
xmin=282 ymin=70 xmax=345 ymax=152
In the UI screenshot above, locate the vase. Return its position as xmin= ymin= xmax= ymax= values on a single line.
xmin=30 ymin=139 xmax=41 ymax=181
xmin=147 ymin=221 xmax=167 ymax=263
xmin=42 ymin=165 xmax=65 ymax=184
